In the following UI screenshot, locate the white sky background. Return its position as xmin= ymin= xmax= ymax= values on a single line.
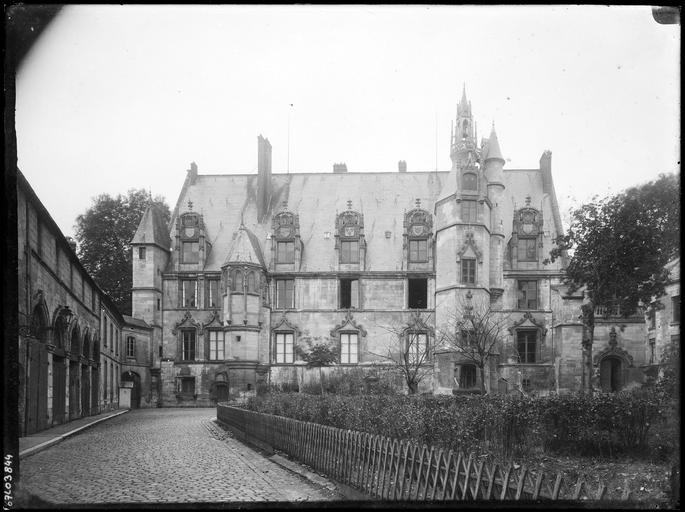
xmin=16 ymin=5 xmax=680 ymax=239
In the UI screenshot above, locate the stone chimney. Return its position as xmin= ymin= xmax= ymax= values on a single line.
xmin=257 ymin=135 xmax=272 ymax=221
xmin=65 ymin=236 xmax=77 ymax=253
xmin=398 ymin=160 xmax=407 ymax=173
xmin=187 ymin=161 xmax=198 ymax=185
xmin=333 ymin=163 xmax=348 ymax=173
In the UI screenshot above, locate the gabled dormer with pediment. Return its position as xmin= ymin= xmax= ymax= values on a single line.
xmin=270 ymin=203 xmax=302 ymax=272
xmin=403 ymin=199 xmax=434 ymax=271
xmin=506 ymin=196 xmax=544 ymax=271
xmin=335 ymin=202 xmax=367 ymax=271
xmin=173 ymin=203 xmax=212 ymax=272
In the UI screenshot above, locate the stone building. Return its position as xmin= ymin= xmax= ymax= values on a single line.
xmin=131 ymin=89 xmax=656 ymax=405
xmin=17 ymin=170 xmax=153 ymax=436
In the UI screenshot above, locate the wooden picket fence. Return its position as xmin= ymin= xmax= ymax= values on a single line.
xmin=217 ymin=405 xmax=631 ymax=502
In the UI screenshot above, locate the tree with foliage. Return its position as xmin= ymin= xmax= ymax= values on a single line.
xmin=369 ymin=313 xmax=436 ymax=395
xmin=297 ymin=337 xmax=339 ymax=395
xmin=545 ymin=173 xmax=680 ymax=391
xmin=74 ymin=189 xmax=170 ymax=316
xmin=438 ymin=294 xmax=511 ymax=394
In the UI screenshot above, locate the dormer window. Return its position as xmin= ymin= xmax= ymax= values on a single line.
xmin=182 ymin=241 xmax=199 ymax=264
xmin=335 ymin=207 xmax=365 ymax=268
xmin=404 ymin=203 xmax=433 ymax=268
xmin=272 ymin=209 xmax=301 ymax=269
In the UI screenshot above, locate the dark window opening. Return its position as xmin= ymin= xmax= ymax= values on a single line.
xmin=126 ymin=336 xmax=135 ymax=358
xmin=517 ymin=280 xmax=538 ymax=309
xmin=182 ymin=280 xmax=197 ymax=308
xmin=409 ymin=239 xmax=428 ymax=262
xmin=236 ymin=335 xmax=241 ymax=343
xmin=340 ymin=279 xmax=359 ymax=309
xmin=673 ymin=296 xmax=680 ymax=323
xmin=159 ymin=346 xmax=163 ymax=358
xmin=517 ymin=330 xmax=538 ymax=363
xmin=138 ymin=247 xmax=146 ymax=260
xmin=408 ymin=278 xmax=428 ymax=309
xmin=179 ymin=377 xmax=195 ymax=395
xmin=458 ymin=364 xmax=477 ymax=389
xmin=157 ymin=298 xmax=161 ymax=311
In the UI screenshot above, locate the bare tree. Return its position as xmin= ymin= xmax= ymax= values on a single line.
xmin=437 ymin=292 xmax=510 ymax=394
xmin=369 ymin=312 xmax=436 ymax=394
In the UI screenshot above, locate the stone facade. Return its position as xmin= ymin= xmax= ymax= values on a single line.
xmin=17 ymin=170 xmax=154 ymax=436
xmin=131 ymin=90 xmax=661 ymax=403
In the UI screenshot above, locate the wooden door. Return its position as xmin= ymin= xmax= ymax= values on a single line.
xmin=52 ymin=356 xmax=66 ymax=425
xmin=81 ymin=366 xmax=90 ymax=416
xmin=69 ymin=361 xmax=80 ymax=419
xmin=26 ymin=341 xmax=49 ymax=434
xmin=600 ymin=357 xmax=622 ymax=392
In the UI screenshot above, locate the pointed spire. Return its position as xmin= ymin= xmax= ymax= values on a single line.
xmin=131 ymin=204 xmax=171 ymax=250
xmin=484 ymin=123 xmax=505 ymax=163
xmin=460 ymin=83 xmax=468 ymax=106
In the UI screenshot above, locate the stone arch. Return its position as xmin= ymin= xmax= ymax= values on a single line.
xmin=82 ymin=328 xmax=91 ymax=359
xmin=121 ymin=370 xmax=142 ymax=408
xmin=30 ymin=300 xmax=50 ymax=342
xmin=68 ymin=321 xmax=81 ymax=355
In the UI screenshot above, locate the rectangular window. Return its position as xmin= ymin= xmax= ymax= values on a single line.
xmin=182 ymin=331 xmax=196 ymax=360
xmin=461 ymin=200 xmax=477 ymax=223
xmin=157 ymin=298 xmax=161 ymax=311
xmin=460 ymin=329 xmax=477 ymax=347
xmin=138 ymin=247 xmax=146 ymax=260
xmin=179 ymin=377 xmax=195 ymax=395
xmin=517 ymin=330 xmax=538 ymax=363
xmin=648 ymin=308 xmax=656 ymax=329
xmin=208 ymin=331 xmax=225 ymax=361
xmin=461 ymin=259 xmax=476 ymax=284
xmin=275 ymin=332 xmax=294 ymax=364
xmin=517 ymin=280 xmax=538 ymax=309
xmin=276 ymin=241 xmax=295 ymax=263
xmin=339 ymin=279 xmax=359 ymax=309
xmin=673 ymin=296 xmax=680 ymax=323
xmin=103 ymin=317 xmax=108 ymax=347
xmin=341 ymin=240 xmax=359 ymax=264
xmin=340 ymin=333 xmax=358 ymax=364
xmin=649 ymin=338 xmax=656 ymax=364
xmin=126 ymin=336 xmax=136 ymax=358
xmin=407 ymin=333 xmax=428 ymax=365
xmin=408 ymin=278 xmax=428 ymax=309
xmin=109 ymin=324 xmax=113 ymax=351
xmin=517 ymin=238 xmax=537 ymax=262
xmin=207 ymin=279 xmax=220 ymax=309
xmin=182 ymin=280 xmax=197 ymax=308
xmin=276 ymin=279 xmax=295 ymax=309
xmin=458 ymin=364 xmax=477 ymax=389
xmin=409 ymin=239 xmax=428 ymax=262
xmin=182 ymin=241 xmax=200 ymax=264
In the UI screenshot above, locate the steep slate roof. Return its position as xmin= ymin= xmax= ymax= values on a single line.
xmin=223 ymin=224 xmax=266 ymax=267
xmin=175 ymin=166 xmax=565 ymax=272
xmin=484 ymin=126 xmax=504 ymax=162
xmin=123 ymin=315 xmax=151 ymax=329
xmin=132 ymin=205 xmax=171 ymax=250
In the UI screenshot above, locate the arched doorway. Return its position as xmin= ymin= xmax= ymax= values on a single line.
xmin=81 ymin=331 xmax=91 ymax=416
xmin=25 ymin=304 xmax=49 ymax=434
xmin=121 ymin=371 xmax=141 ymax=408
xmin=69 ymin=325 xmax=81 ymax=420
xmin=599 ymin=356 xmax=623 ymax=393
xmin=212 ymin=372 xmax=229 ymax=404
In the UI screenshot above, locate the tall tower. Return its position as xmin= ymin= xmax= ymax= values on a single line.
xmin=131 ymin=205 xmax=170 ymax=374
xmin=450 ymin=84 xmax=479 ymax=170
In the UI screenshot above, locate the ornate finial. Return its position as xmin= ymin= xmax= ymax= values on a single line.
xmin=464 ymin=291 xmax=474 ymax=319
xmin=465 ymin=231 xmax=474 ymax=241
xmin=187 ymin=200 xmax=193 ymax=211
xmin=415 ymin=198 xmax=421 ymax=209
xmin=282 ymin=200 xmax=288 ymax=211
xmin=149 ymin=187 xmax=152 ymax=201
xmin=609 ymin=327 xmax=617 ymax=348
xmin=347 ymin=200 xmax=352 ymax=210
xmin=240 ymin=211 xmax=244 ymax=227
xmin=525 ymin=196 xmax=531 ymax=207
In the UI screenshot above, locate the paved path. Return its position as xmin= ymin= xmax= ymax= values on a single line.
xmin=15 ymin=408 xmax=340 ymax=505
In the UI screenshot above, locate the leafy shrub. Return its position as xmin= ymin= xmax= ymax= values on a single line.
xmin=242 ymin=387 xmax=670 ymax=462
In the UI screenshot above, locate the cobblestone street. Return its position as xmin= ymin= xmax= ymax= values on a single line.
xmin=15 ymin=408 xmax=341 ymax=505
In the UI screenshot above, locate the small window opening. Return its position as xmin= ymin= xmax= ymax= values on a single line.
xmin=408 ymin=278 xmax=428 ymax=309
xmin=340 ymin=279 xmax=359 ymax=309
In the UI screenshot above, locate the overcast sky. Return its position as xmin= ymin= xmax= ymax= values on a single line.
xmin=16 ymin=5 xmax=680 ymax=239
